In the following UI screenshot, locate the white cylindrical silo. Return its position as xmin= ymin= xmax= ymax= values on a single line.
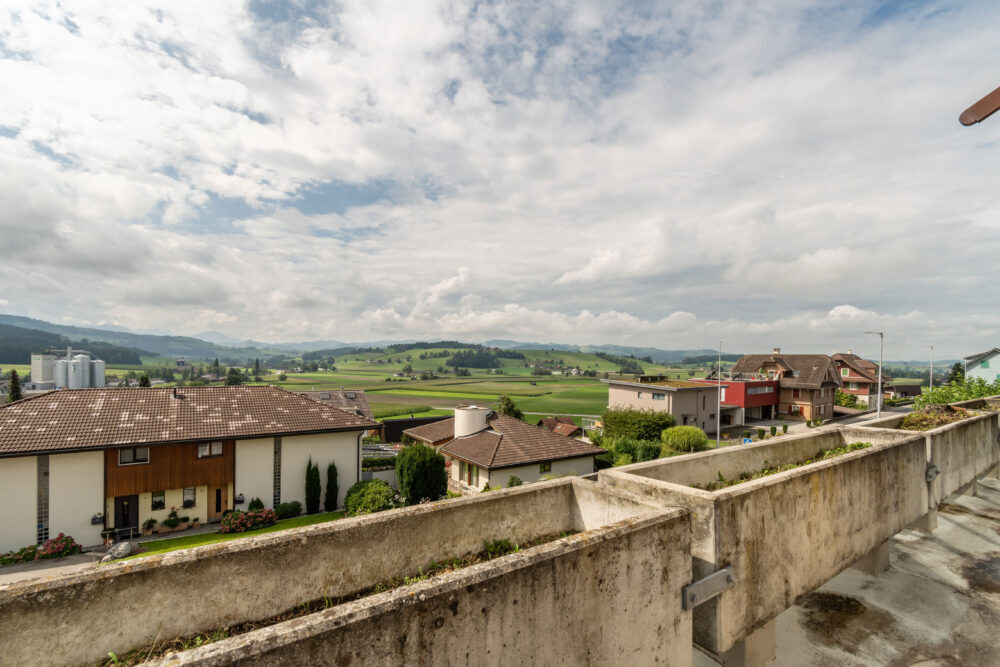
xmin=68 ymin=358 xmax=84 ymax=389
xmin=54 ymin=360 xmax=69 ymax=389
xmin=90 ymin=359 xmax=106 ymax=388
xmin=74 ymin=354 xmax=91 ymax=388
xmin=454 ymin=405 xmax=492 ymax=437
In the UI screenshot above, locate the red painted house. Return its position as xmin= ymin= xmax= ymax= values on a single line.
xmin=690 ymin=378 xmax=779 ymax=424
xmin=832 ymin=352 xmax=891 ymax=406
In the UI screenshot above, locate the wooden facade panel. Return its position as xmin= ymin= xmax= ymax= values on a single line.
xmin=105 ymin=441 xmax=235 ymax=498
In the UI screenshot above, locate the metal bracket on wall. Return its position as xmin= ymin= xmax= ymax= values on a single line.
xmin=926 ymin=463 xmax=940 ymax=483
xmin=682 ymin=566 xmax=736 ymax=610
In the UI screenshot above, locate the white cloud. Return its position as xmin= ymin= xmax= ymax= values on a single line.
xmin=0 ymin=1 xmax=998 ymax=357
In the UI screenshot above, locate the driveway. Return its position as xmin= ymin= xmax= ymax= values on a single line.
xmin=0 ymin=552 xmax=103 ymax=586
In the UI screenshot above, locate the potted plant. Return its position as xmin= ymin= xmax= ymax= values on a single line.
xmin=142 ymin=518 xmax=157 ymax=536
xmin=190 ymin=516 xmax=200 ymax=529
xmin=162 ymin=508 xmax=181 ymax=531
xmin=178 ymin=516 xmax=190 ymax=530
xmin=769 ymin=425 xmax=777 ymax=437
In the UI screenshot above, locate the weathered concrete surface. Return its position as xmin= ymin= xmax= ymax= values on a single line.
xmin=0 ymin=478 xmax=690 ymax=665
xmin=601 ymin=429 xmax=927 ymax=654
xmin=160 ymin=506 xmax=693 ymax=666
xmin=856 ymin=408 xmax=1000 ymax=506
xmin=761 ymin=476 xmax=1000 ymax=666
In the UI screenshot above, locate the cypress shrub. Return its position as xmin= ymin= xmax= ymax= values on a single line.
xmin=305 ymin=457 xmax=321 ymax=514
xmin=397 ymin=443 xmax=447 ymax=505
xmin=324 ymin=461 xmax=339 ymax=512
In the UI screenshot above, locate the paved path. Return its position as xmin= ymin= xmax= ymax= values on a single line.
xmin=0 ymin=552 xmax=103 ymax=586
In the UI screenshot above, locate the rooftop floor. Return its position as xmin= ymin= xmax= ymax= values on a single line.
xmin=698 ymin=476 xmax=1000 ymax=666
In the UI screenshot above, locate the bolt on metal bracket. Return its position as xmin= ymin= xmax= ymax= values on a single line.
xmin=682 ymin=566 xmax=736 ymax=610
xmin=926 ymin=463 xmax=940 ymax=483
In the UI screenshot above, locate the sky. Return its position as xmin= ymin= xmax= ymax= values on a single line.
xmin=1 ymin=0 xmax=998 ymax=359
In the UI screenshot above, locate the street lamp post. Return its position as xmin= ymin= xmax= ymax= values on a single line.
xmin=716 ymin=341 xmax=722 ymax=449
xmin=865 ymin=331 xmax=884 ymax=419
xmin=928 ymin=345 xmax=934 ymax=390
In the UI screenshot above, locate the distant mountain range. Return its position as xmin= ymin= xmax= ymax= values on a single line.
xmin=0 ymin=313 xmax=734 ymax=363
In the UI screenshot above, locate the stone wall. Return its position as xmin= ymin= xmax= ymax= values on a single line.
xmin=0 ymin=478 xmax=690 ymax=666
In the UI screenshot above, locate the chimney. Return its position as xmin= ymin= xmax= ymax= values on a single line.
xmin=847 ymin=349 xmax=853 ymax=355
xmin=454 ymin=405 xmax=492 ymax=437
xmin=772 ymin=347 xmax=781 ymax=355
xmin=172 ymin=387 xmax=178 ymax=398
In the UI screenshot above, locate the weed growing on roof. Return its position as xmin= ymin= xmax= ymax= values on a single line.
xmin=898 ymin=405 xmax=970 ymax=431
xmin=694 ymin=442 xmax=872 ymax=491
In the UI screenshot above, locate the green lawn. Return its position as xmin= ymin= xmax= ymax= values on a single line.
xmin=118 ymin=511 xmax=345 ymax=561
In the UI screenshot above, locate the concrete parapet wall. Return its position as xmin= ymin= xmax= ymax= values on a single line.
xmin=0 ymin=478 xmax=691 ymax=665
xmin=600 ymin=429 xmax=927 ymax=654
xmin=161 ymin=505 xmax=692 ymax=666
xmin=856 ymin=409 xmax=1000 ymax=506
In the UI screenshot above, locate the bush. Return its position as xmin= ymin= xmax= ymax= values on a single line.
xmin=769 ymin=425 xmax=777 ymax=436
xmin=507 ymin=475 xmax=523 ymax=487
xmin=345 ymin=479 xmax=398 ymax=516
xmin=1 ymin=534 xmax=82 ymax=566
xmin=218 ymin=509 xmax=278 ymax=534
xmin=588 ymin=429 xmax=603 ymax=447
xmin=781 ymin=424 xmax=788 ymax=434
xmin=742 ymin=431 xmax=751 ymax=439
xmin=162 ymin=508 xmax=181 ymax=529
xmin=143 ymin=518 xmax=157 ymax=531
xmin=594 ymin=450 xmax=615 ymax=470
xmin=247 ymin=497 xmax=264 ymax=512
xmin=305 ymin=457 xmax=321 ymax=514
xmin=396 ymin=443 xmax=447 ymax=505
xmin=661 ymin=426 xmax=709 ymax=453
xmin=275 ymin=501 xmax=302 ymax=519
xmin=757 ymin=428 xmax=765 ymax=439
xmin=324 ymin=461 xmax=339 ymax=512
xmin=496 ymin=395 xmax=524 ymax=420
xmin=601 ymin=407 xmax=676 ymax=441
xmin=361 ymin=456 xmax=396 ymax=471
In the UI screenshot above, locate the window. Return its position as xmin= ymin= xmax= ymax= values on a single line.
xmin=702 ymin=396 xmax=706 ymax=410
xmin=151 ymin=491 xmax=165 ymax=511
xmin=841 ymin=368 xmax=849 ymax=377
xmin=198 ymin=441 xmax=224 ymax=458
xmin=792 ymin=389 xmax=800 ymax=398
xmin=652 ymin=393 xmax=665 ymax=401
xmin=539 ymin=462 xmax=552 ymax=474
xmin=849 ymin=382 xmax=858 ymax=390
xmin=709 ymin=413 xmax=716 ymax=420
xmin=183 ymin=487 xmax=196 ymax=508
xmin=747 ymin=386 xmax=774 ymax=395
xmin=790 ymin=405 xmax=801 ymax=414
xmin=118 ymin=446 xmax=149 ymax=465
xmin=637 ymin=391 xmax=643 ymax=398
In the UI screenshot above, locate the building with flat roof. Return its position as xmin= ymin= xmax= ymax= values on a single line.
xmin=603 ymin=376 xmax=729 ymax=433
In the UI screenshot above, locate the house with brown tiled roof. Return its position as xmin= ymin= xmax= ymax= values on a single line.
xmin=297 ymin=387 xmax=374 ymax=420
xmin=0 ymin=386 xmax=376 ymax=552
xmin=832 ymin=351 xmax=892 ymax=406
xmin=730 ymin=349 xmax=842 ymax=421
xmin=536 ymin=416 xmax=583 ymax=438
xmin=404 ymin=406 xmax=605 ymax=492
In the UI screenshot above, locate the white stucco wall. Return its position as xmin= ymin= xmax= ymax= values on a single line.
xmin=489 ymin=456 xmax=596 ymax=488
xmin=280 ymin=432 xmax=361 ymax=510
xmin=49 ymin=451 xmax=104 ymax=547
xmin=235 ymin=438 xmax=275 ymax=510
xmin=0 ymin=456 xmax=37 ymax=552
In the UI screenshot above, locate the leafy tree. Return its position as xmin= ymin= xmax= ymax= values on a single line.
xmin=914 ymin=377 xmax=1000 ymax=409
xmin=946 ymin=362 xmax=965 ymax=385
xmin=396 ymin=443 xmax=447 ymax=504
xmin=604 ymin=436 xmax=663 ymax=463
xmin=601 ymin=407 xmax=675 ymax=440
xmin=324 ymin=461 xmax=339 ymax=512
xmin=225 ymin=368 xmax=243 ymax=386
xmin=496 ymin=395 xmax=524 ymax=420
xmin=7 ymin=370 xmax=22 ymax=402
xmin=661 ymin=426 xmax=709 ymax=453
xmin=344 ymin=479 xmax=397 ymax=516
xmin=834 ymin=390 xmax=861 ymax=409
xmin=305 ymin=457 xmax=321 ymax=514
xmin=138 ymin=374 xmax=151 ymax=387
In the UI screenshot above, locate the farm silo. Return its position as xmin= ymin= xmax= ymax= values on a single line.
xmin=54 ymin=359 xmax=69 ymax=389
xmin=90 ymin=359 xmax=106 ymax=388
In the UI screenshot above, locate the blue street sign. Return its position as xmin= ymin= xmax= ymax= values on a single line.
xmin=742 ymin=438 xmax=752 ymax=444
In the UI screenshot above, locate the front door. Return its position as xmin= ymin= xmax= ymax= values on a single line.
xmin=114 ymin=495 xmax=138 ymax=533
xmin=208 ymin=487 xmax=227 ymax=520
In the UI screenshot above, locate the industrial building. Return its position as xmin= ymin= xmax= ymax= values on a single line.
xmin=30 ymin=347 xmax=106 ymax=389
